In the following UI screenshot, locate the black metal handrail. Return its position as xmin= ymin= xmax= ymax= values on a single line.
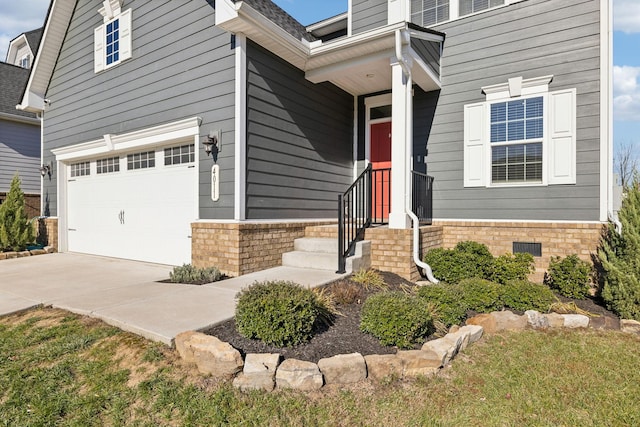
xmin=337 ymin=164 xmax=372 ymax=273
xmin=411 ymin=170 xmax=434 ymax=225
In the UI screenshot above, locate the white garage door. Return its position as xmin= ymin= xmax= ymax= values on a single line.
xmin=66 ymin=144 xmax=196 ymax=266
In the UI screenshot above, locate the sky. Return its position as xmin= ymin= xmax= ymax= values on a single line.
xmin=0 ymin=0 xmax=638 ymax=150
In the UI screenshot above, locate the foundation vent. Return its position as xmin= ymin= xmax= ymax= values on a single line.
xmin=513 ymin=242 xmax=542 ymax=257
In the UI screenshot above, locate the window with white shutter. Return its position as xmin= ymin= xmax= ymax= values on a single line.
xmin=94 ymin=6 xmax=132 ymax=73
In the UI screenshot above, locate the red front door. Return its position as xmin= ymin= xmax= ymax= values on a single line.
xmin=370 ymin=121 xmax=391 ymax=221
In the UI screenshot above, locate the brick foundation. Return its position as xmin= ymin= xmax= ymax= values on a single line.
xmin=191 ymin=220 xmax=336 ymax=277
xmin=433 ymin=220 xmax=604 ymax=281
xmin=365 ymin=225 xmax=444 ymax=282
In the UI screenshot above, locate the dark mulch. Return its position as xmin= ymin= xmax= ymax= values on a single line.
xmin=203 ymin=271 xmax=419 ymax=363
xmin=203 ymin=271 xmax=621 ymax=364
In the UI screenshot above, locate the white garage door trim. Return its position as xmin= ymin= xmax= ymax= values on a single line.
xmin=52 ymin=117 xmax=201 ymax=264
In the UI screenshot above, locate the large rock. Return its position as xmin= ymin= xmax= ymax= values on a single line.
xmin=397 ymin=350 xmax=441 ymax=378
xmin=588 ymin=316 xmax=620 ymax=330
xmin=545 ymin=313 xmax=565 ymax=328
xmin=175 ymin=332 xmax=243 ymax=377
xmin=421 ymin=338 xmax=457 ymax=367
xmin=525 ymin=310 xmax=549 ymax=329
xmin=364 ymin=354 xmax=403 ymax=381
xmin=621 ymin=319 xmax=640 ymax=335
xmin=275 ymin=359 xmax=323 ymax=390
xmin=457 ymin=325 xmax=483 ymax=344
xmin=233 ymin=353 xmax=280 ymax=392
xmin=562 ymin=314 xmax=590 ymax=328
xmin=466 ymin=311 xmax=527 ymax=334
xmin=174 ymin=331 xmax=205 ymax=363
xmin=317 ymin=353 xmax=366 ymax=384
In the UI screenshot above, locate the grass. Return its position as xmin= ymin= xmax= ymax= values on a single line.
xmin=1 ymin=308 xmax=640 ymax=426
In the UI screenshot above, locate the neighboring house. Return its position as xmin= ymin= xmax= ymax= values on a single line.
xmin=18 ymin=0 xmax=613 ymax=281
xmin=5 ymin=27 xmax=43 ymax=69
xmin=0 ymin=61 xmax=41 ymax=218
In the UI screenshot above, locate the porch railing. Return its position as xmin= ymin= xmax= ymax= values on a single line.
xmin=411 ymin=170 xmax=434 ymax=225
xmin=337 ymin=164 xmax=372 ymax=274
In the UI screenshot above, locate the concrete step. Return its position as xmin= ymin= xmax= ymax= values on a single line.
xmin=294 ymin=237 xmax=338 ymax=254
xmin=282 ymin=251 xmax=336 ymax=271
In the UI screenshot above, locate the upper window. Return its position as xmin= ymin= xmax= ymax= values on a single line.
xmin=459 ymin=0 xmax=504 ymax=16
xmin=164 ymin=144 xmax=195 ymax=166
xmin=463 ymin=76 xmax=576 ymax=188
xmin=94 ymin=7 xmax=132 ymax=73
xmin=127 ymin=151 xmax=155 ymax=170
xmin=411 ymin=0 xmax=450 ymax=27
xmin=20 ymin=55 xmax=30 ymax=69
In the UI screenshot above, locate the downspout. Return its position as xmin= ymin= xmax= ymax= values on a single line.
xmin=395 ymin=29 xmax=439 ymax=284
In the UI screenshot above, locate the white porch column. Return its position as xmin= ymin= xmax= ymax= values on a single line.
xmin=388 ymin=57 xmax=413 ymax=229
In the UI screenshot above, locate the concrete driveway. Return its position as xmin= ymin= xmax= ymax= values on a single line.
xmin=0 ymin=253 xmax=345 ymax=345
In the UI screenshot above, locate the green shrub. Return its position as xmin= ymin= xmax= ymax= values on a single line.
xmin=501 ymin=280 xmax=555 ymax=312
xmin=169 ymin=264 xmax=223 ymax=284
xmin=458 ymin=278 xmax=502 ymax=313
xmin=489 ymin=253 xmax=535 ymax=285
xmin=0 ymin=174 xmax=35 ymax=252
xmin=360 ymin=291 xmax=434 ymax=348
xmin=599 ymin=181 xmax=640 ymax=320
xmin=235 ymin=281 xmax=331 ymax=347
xmin=424 ymin=241 xmax=493 ymax=284
xmin=417 ymin=284 xmax=467 ymax=326
xmin=544 ymin=255 xmax=592 ymax=299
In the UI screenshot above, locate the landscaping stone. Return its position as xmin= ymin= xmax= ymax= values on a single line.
xmin=562 ymin=314 xmax=590 ymax=329
xmin=421 ymin=338 xmax=457 ymax=366
xmin=525 ymin=310 xmax=549 ymax=329
xmin=16 ymin=251 xmax=31 ymax=258
xmin=443 ymin=329 xmax=469 ymax=351
xmin=397 ymin=350 xmax=441 ymax=378
xmin=545 ymin=313 xmax=565 ymax=328
xmin=0 ymin=253 xmax=7 ymax=260
xmin=44 ymin=246 xmax=56 ymax=253
xmin=275 ymin=359 xmax=323 ymax=390
xmin=233 ymin=353 xmax=280 ymax=392
xmin=449 ymin=325 xmax=461 ymax=333
xmin=317 ymin=353 xmax=367 ymax=384
xmin=29 ymin=249 xmax=47 ymax=255
xmin=457 ymin=325 xmax=483 ymax=344
xmin=364 ymin=354 xmax=402 ymax=381
xmin=175 ymin=332 xmax=243 ymax=377
xmin=621 ymin=319 xmax=640 ymax=335
xmin=466 ymin=311 xmax=527 ymax=333
xmin=4 ymin=252 xmax=18 ymax=259
xmin=588 ymin=316 xmax=620 ymax=330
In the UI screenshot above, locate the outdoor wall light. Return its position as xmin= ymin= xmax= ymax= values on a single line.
xmin=202 ymin=130 xmax=221 ymax=157
xmin=39 ymin=161 xmax=52 ymax=178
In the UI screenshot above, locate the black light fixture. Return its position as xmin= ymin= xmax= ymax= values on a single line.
xmin=202 ymin=130 xmax=221 ymax=157
xmin=39 ymin=161 xmax=52 ymax=178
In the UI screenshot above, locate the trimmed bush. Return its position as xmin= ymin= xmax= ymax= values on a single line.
xmin=489 ymin=253 xmax=535 ymax=285
xmin=598 ymin=180 xmax=640 ymax=320
xmin=424 ymin=241 xmax=493 ymax=284
xmin=360 ymin=291 xmax=434 ymax=349
xmin=0 ymin=174 xmax=35 ymax=252
xmin=458 ymin=278 xmax=502 ymax=313
xmin=501 ymin=280 xmax=555 ymax=312
xmin=235 ymin=281 xmax=331 ymax=347
xmin=169 ymin=264 xmax=223 ymax=284
xmin=545 ymin=255 xmax=592 ymax=299
xmin=417 ymin=284 xmax=467 ymax=327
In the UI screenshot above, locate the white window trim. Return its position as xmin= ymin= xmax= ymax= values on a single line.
xmin=405 ymin=0 xmax=526 ymax=28
xmin=463 ymin=75 xmax=577 ymax=188
xmin=94 ymin=4 xmax=132 ymax=73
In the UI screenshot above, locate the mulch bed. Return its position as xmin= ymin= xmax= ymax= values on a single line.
xmin=203 ymin=271 xmax=620 ymax=364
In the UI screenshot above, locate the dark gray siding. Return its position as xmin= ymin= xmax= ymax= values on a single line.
xmin=352 ymin=0 xmax=387 ymax=34
xmin=43 ymin=0 xmax=236 ymax=219
xmin=426 ymin=0 xmax=601 ymax=221
xmin=0 ymin=120 xmax=40 ymax=194
xmin=411 ymin=39 xmax=441 ymax=80
xmin=246 ymin=41 xmax=354 ymax=219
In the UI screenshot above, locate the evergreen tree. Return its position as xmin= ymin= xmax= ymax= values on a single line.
xmin=0 ymin=174 xmax=35 ymax=251
xmin=598 ymin=179 xmax=640 ymax=320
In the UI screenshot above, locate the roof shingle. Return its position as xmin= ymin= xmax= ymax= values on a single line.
xmin=0 ymin=62 xmax=37 ymax=119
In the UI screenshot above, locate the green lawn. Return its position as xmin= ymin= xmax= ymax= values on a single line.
xmin=1 ymin=308 xmax=639 ymax=426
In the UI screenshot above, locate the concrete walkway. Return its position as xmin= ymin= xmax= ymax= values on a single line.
xmin=0 ymin=253 xmax=347 ymax=345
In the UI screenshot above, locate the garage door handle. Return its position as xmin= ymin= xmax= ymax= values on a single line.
xmin=119 ymin=210 xmax=125 ymax=225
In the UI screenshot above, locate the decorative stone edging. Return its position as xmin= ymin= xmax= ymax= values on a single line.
xmin=175 ymin=312 xmax=640 ymax=392
xmin=175 ymin=324 xmax=484 ymax=392
xmin=0 ymin=246 xmax=56 ymax=261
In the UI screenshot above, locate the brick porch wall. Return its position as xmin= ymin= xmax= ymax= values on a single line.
xmin=35 ymin=217 xmax=58 ymax=248
xmin=365 ymin=225 xmax=444 ymax=282
xmin=433 ymin=220 xmax=605 ymax=281
xmin=191 ymin=220 xmax=336 ymax=277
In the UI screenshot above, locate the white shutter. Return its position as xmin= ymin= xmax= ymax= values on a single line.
xmin=94 ymin=25 xmax=105 ymax=73
xmin=119 ymin=9 xmax=132 ymax=62
xmin=548 ymin=89 xmax=577 ymax=185
xmin=463 ymin=102 xmax=487 ymax=187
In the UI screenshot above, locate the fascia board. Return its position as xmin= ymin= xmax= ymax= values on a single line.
xmin=0 ymin=112 xmax=40 ymax=125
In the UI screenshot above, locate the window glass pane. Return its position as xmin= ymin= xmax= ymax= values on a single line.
xmin=527 ymin=142 xmax=543 ymax=162
xmin=507 ymin=120 xmax=524 ymax=141
xmin=459 ymin=0 xmax=473 ymax=15
xmin=491 ymin=123 xmax=505 ymax=143
xmin=412 ymin=0 xmax=449 ymax=26
xmin=507 ymin=100 xmax=524 ymax=120
xmin=491 ymin=103 xmax=506 ymax=122
xmin=492 ymin=164 xmax=506 ymax=182
xmin=370 ymin=105 xmax=392 ymax=120
xmin=526 ymin=118 xmax=543 ymax=139
xmin=437 ymin=4 xmax=449 ymax=21
xmin=492 ymin=146 xmax=506 ymax=163
xmin=489 ymin=0 xmax=504 ymax=6
xmin=526 ymin=97 xmax=543 ymax=118
xmin=422 ymin=9 xmax=437 ymax=26
xmin=509 ymin=163 xmax=525 ymax=181
xmin=491 ymin=143 xmax=542 ymax=184
xmin=509 ymin=144 xmax=525 ymax=163
xmin=526 ymin=162 xmax=543 ymax=181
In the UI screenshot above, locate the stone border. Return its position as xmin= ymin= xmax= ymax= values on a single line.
xmin=175 ymin=311 xmax=640 ymax=392
xmin=0 ymin=246 xmax=56 ymax=261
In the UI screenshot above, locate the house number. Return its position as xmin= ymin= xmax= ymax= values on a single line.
xmin=211 ymin=164 xmax=220 ymax=202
